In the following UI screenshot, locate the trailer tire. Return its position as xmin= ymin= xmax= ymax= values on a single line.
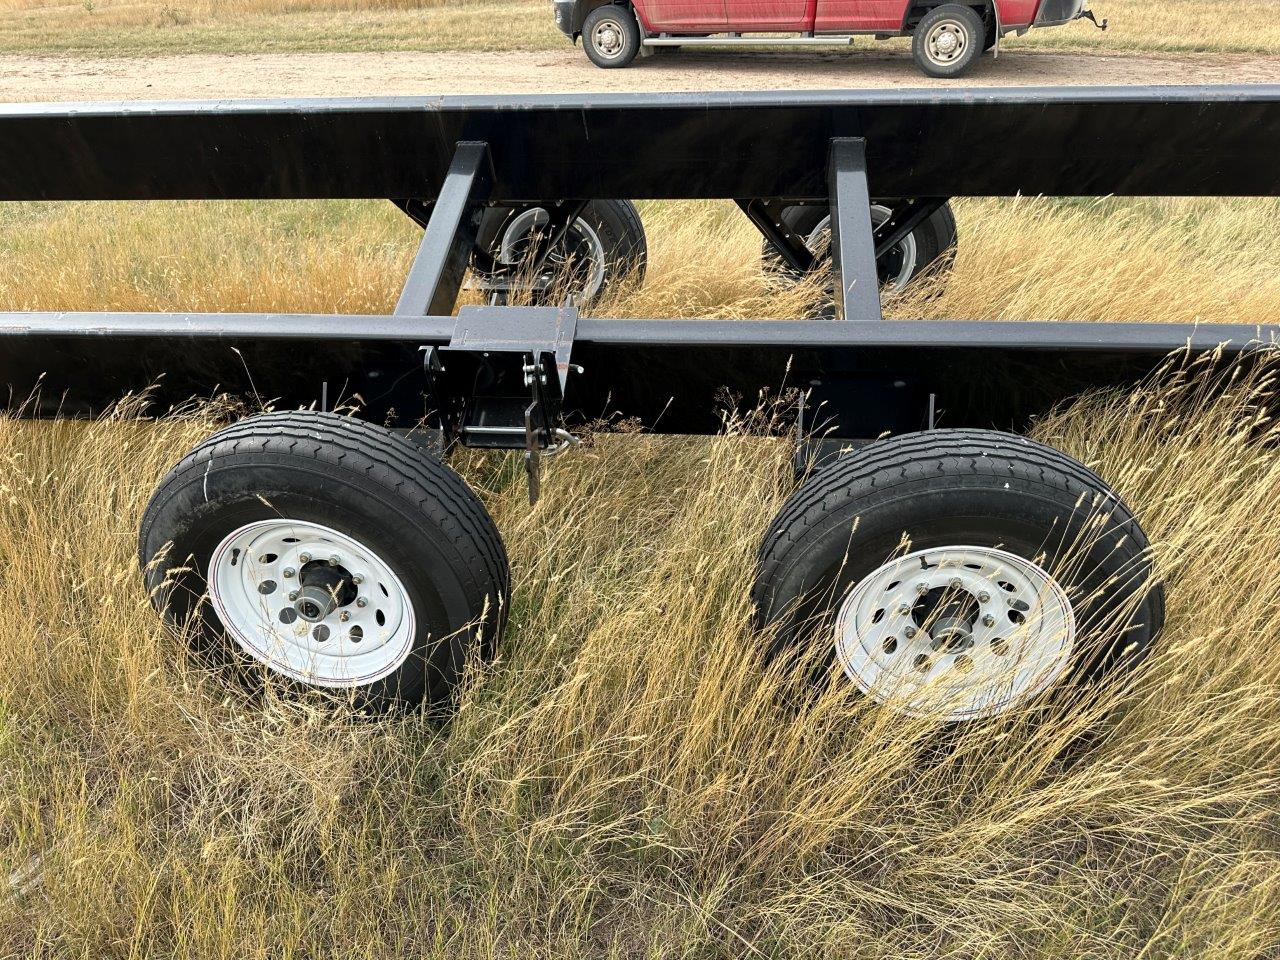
xmin=139 ymin=411 xmax=509 ymax=712
xmin=912 ymin=4 xmax=985 ymax=78
xmin=762 ymin=201 xmax=958 ymax=293
xmin=753 ymin=429 xmax=1163 ymax=722
xmin=583 ymin=5 xmax=641 ymax=68
xmin=474 ymin=199 xmax=647 ymax=306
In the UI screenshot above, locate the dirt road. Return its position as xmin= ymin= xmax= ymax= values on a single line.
xmin=1 ymin=48 xmax=1276 ymax=101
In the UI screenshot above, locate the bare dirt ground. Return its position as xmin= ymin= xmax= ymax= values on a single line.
xmin=1 ymin=47 xmax=1276 ymax=101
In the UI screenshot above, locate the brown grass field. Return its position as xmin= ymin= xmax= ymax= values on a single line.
xmin=0 ymin=189 xmax=1279 ymax=955
xmin=3 ymin=0 xmax=1280 ymax=55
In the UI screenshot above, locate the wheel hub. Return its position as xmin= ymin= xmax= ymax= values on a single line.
xmin=497 ymin=207 xmax=608 ymax=302
xmin=927 ymin=21 xmax=966 ymax=63
xmin=594 ymin=21 xmax=623 ymax=56
xmin=292 ymin=560 xmax=356 ymax=623
xmin=833 ymin=545 xmax=1075 ymax=721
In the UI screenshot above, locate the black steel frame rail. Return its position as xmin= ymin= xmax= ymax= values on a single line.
xmin=0 ymin=87 xmax=1278 ymax=450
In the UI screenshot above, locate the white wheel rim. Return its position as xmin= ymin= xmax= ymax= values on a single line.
xmin=208 ymin=520 xmax=416 ymax=688
xmin=499 ymin=207 xmax=608 ymax=301
xmin=925 ymin=19 xmax=969 ymax=65
xmin=834 ymin=546 xmax=1075 ymax=721
xmin=805 ymin=204 xmax=919 ymax=290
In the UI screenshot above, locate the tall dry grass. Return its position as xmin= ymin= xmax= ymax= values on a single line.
xmin=1 ymin=354 xmax=1279 ymax=955
xmin=3 ymin=196 xmax=1279 ymax=323
xmin=1 ymin=197 xmax=1279 ymax=954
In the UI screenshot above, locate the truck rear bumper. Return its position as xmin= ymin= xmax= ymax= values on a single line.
xmin=1033 ymin=0 xmax=1086 ymax=27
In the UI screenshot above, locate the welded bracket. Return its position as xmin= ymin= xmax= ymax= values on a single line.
xmin=828 ymin=138 xmax=882 ymax=322
xmin=735 ymin=198 xmax=817 ymax=274
xmin=394 ymin=141 xmax=493 ymax=317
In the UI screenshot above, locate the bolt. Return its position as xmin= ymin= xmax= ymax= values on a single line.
xmin=288 ymin=591 xmax=299 ymax=602
xmin=283 ymin=567 xmax=296 ymax=579
xmin=340 ymin=611 xmax=350 ymax=622
xmin=897 ymin=603 xmax=910 ymax=615
xmin=949 ymin=577 xmax=963 ymax=590
xmin=299 ymin=552 xmax=312 ymax=563
xmin=329 ymin=554 xmax=341 ymax=566
xmin=978 ymin=590 xmax=991 ymax=603
xmin=983 ymin=614 xmax=997 ymax=627
xmin=356 ymin=597 xmax=368 ymax=608
xmin=904 ymin=626 xmax=917 ymax=639
xmin=916 ymin=582 xmax=929 ymax=595
xmin=352 ymin=574 xmax=364 ymax=585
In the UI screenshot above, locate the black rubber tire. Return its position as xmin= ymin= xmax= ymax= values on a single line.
xmin=473 ymin=199 xmax=648 ymax=306
xmin=139 ymin=411 xmax=510 ymax=712
xmin=762 ymin=201 xmax=958 ymax=292
xmin=582 ymin=5 xmax=641 ymax=68
xmin=753 ymin=429 xmax=1164 ymax=717
xmin=912 ymin=4 xmax=986 ymax=78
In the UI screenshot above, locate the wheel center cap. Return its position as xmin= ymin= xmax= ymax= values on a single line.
xmin=936 ymin=31 xmax=958 ymax=53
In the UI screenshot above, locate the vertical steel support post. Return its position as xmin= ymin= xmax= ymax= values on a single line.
xmin=394 ymin=141 xmax=492 ymax=317
xmin=828 ymin=138 xmax=883 ymax=322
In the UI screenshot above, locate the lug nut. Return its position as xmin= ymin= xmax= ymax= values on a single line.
xmin=340 ymin=611 xmax=350 ymax=622
xmin=949 ymin=577 xmax=963 ymax=590
xmin=299 ymin=552 xmax=311 ymax=563
xmin=916 ymin=582 xmax=929 ymax=595
xmin=288 ymin=591 xmax=299 ymax=602
xmin=329 ymin=555 xmax=341 ymax=565
xmin=904 ymin=626 xmax=917 ymax=639
xmin=356 ymin=597 xmax=368 ymax=608
xmin=897 ymin=603 xmax=910 ymax=615
xmin=283 ymin=567 xmax=296 ymax=579
xmin=983 ymin=614 xmax=997 ymax=627
xmin=978 ymin=590 xmax=990 ymax=603
xmin=353 ymin=574 xmax=364 ymax=585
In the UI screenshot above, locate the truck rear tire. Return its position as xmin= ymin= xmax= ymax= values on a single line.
xmin=583 ymin=5 xmax=641 ymax=68
xmin=753 ymin=429 xmax=1163 ymax=722
xmin=912 ymin=4 xmax=986 ymax=78
xmin=139 ymin=411 xmax=509 ymax=712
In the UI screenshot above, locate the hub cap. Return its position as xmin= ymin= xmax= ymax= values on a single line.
xmin=208 ymin=520 xmax=415 ymax=688
xmin=592 ymin=19 xmax=626 ymax=58
xmin=834 ymin=546 xmax=1075 ymax=720
xmin=925 ymin=19 xmax=969 ymax=65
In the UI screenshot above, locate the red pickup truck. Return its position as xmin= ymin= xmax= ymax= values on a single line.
xmin=553 ymin=0 xmax=1104 ymax=77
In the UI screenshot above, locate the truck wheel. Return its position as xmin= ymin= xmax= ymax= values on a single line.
xmin=582 ymin=5 xmax=641 ymax=68
xmin=753 ymin=430 xmax=1163 ymax=722
xmin=139 ymin=411 xmax=509 ymax=712
xmin=474 ymin=199 xmax=647 ymax=306
xmin=762 ymin=201 xmax=957 ymax=293
xmin=912 ymin=4 xmax=985 ymax=78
